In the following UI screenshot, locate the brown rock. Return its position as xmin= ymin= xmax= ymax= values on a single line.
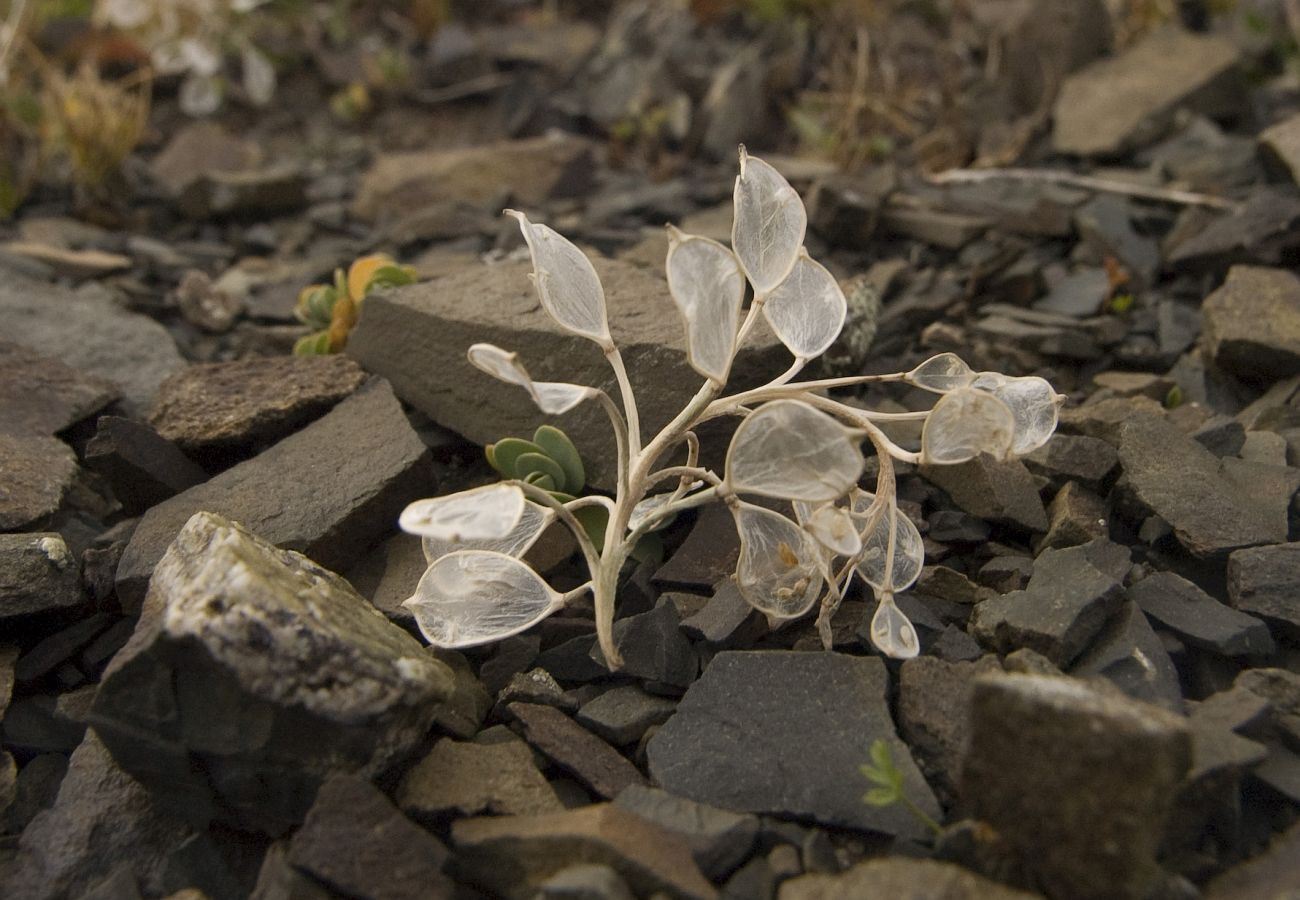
xmin=506 ymin=701 xmax=647 ymax=800
xmin=778 ymin=857 xmax=1041 ymax=900
xmin=0 ymin=432 xmax=78 ymax=531
xmin=396 ymin=737 xmax=563 ymax=818
xmin=0 ymin=341 xmax=119 ymax=436
xmin=149 ymin=121 xmax=260 ymax=196
xmin=1201 ymin=266 xmax=1300 ymax=384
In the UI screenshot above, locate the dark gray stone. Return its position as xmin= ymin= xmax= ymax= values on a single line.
xmin=646 ymin=651 xmax=939 ymax=841
xmin=679 ymin=580 xmax=763 ymax=646
xmin=1228 ymin=543 xmax=1300 ymax=637
xmin=1201 ymin=266 xmax=1300 ymax=384
xmin=0 ymin=686 xmax=95 ymax=754
xmin=591 ymin=602 xmax=697 ymax=690
xmin=0 ymin=275 xmax=185 ymax=417
xmin=1116 ymin=413 xmax=1283 ymax=559
xmin=928 ymin=510 xmax=991 ymax=544
xmin=1024 ymin=433 xmax=1119 ymax=487
xmin=249 ymin=844 xmax=335 ymax=900
xmin=1070 ymin=601 xmax=1182 ymax=709
xmin=84 ymin=417 xmax=208 ymax=515
xmin=14 ymin=613 xmax=115 ymax=684
xmin=1074 ymin=196 xmax=1160 ymax=287
xmin=1035 ymin=267 xmax=1110 ymax=316
xmin=0 ymin=341 xmax=118 ymax=437
xmin=507 ymin=701 xmax=647 ymax=800
xmin=1191 ymin=415 xmax=1246 ymax=458
xmin=1052 ymin=27 xmax=1242 ymax=157
xmin=576 ymin=685 xmax=677 ymax=746
xmin=498 ymin=667 xmax=575 ymax=712
xmin=537 ymin=864 xmax=636 ymax=900
xmin=1041 ymin=481 xmax=1108 ymax=550
xmin=344 ymin=532 xmax=423 ymax=628
xmin=427 ymin=649 xmax=491 ymax=740
xmin=177 ymin=165 xmax=308 ymax=219
xmin=2 ymin=731 xmax=197 ymax=900
xmin=1 ymin=753 xmax=66 ymax=836
xmin=0 ymin=433 xmax=79 ymax=531
xmin=1169 ymin=190 xmax=1300 ymax=273
xmin=286 ymin=774 xmax=452 ymax=900
xmin=1202 ymin=819 xmax=1300 ymax=900
xmin=970 ymin=541 xmax=1125 ymax=666
xmin=612 ymin=784 xmax=758 ymax=880
xmin=1130 ymin=571 xmax=1274 ymax=657
xmin=91 ymin=512 xmax=453 ymax=836
xmin=397 ymin=737 xmax=563 ymax=819
xmin=0 ymin=644 xmax=14 ymax=719
xmin=921 ymin=455 xmax=1048 ymax=533
xmin=898 ymin=655 xmax=1000 ymax=803
xmin=115 ymin=378 xmax=431 ymax=612
xmin=963 ymin=673 xmax=1192 ymax=900
xmin=347 ymin=257 xmax=788 ymax=491
xmin=148 ymin=355 xmax=368 ymax=456
xmin=0 ymin=533 xmax=84 ymax=622
xmin=654 ymin=503 xmax=740 ymax=591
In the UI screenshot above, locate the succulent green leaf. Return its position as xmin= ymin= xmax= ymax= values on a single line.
xmin=515 ymin=452 xmax=566 ymax=489
xmin=293 ymin=331 xmax=332 ymax=356
xmin=363 ymin=264 xmax=417 ymax=293
xmin=492 ymin=438 xmax=544 ymax=478
xmin=522 ymin=470 xmax=556 ymax=492
xmin=573 ymin=505 xmax=609 ymax=549
xmin=532 ymin=425 xmax=585 ymax=493
xmin=484 ymin=443 xmax=499 ymax=474
xmin=863 ymin=786 xmax=898 ymax=807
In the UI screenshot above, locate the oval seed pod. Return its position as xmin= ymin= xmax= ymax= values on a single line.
xmin=725 ymin=399 xmax=863 ymax=502
xmin=869 ymin=595 xmax=920 ymax=659
xmin=732 ymin=147 xmax=807 ymax=294
xmin=906 ymin=352 xmax=975 ymax=393
xmin=805 ymin=503 xmax=862 ymax=556
xmin=399 ymin=483 xmax=527 ymax=543
xmin=666 ymin=229 xmax=745 ymax=383
xmin=920 ymin=387 xmax=1016 ymax=465
xmin=506 ymin=210 xmax=611 ymax=346
xmin=762 ymin=251 xmax=847 ymax=361
xmin=422 ymin=499 xmax=554 ymax=563
xmin=467 ymin=343 xmax=596 ymax=415
xmin=854 ymin=500 xmax=923 ymax=594
xmin=731 ymin=502 xmax=824 ymax=619
xmin=403 ymin=550 xmax=563 ymax=648
xmin=972 ymin=373 xmax=1061 ymax=457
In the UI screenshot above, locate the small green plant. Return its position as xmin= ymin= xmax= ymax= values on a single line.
xmin=397 ymin=147 xmax=1061 ymax=668
xmin=294 ymin=253 xmax=415 ymax=355
xmin=861 ymin=738 xmax=941 ymax=837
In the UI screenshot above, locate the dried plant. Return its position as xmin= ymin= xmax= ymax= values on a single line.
xmin=398 ymin=147 xmax=1061 ymax=669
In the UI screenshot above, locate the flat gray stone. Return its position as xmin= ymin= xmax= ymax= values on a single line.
xmin=970 ymin=541 xmax=1125 ymax=667
xmin=612 ymin=785 xmax=758 ymax=881
xmin=897 ymin=655 xmax=1001 ymax=804
xmin=1167 ymin=190 xmax=1300 ymax=272
xmin=115 ymin=378 xmax=431 ymax=612
xmin=506 ymin=701 xmax=646 ymax=800
xmin=576 ymin=685 xmax=677 ymax=746
xmin=0 ymin=341 xmax=118 ymax=436
xmin=1203 ymin=819 xmax=1300 ymax=900
xmin=0 ymin=533 xmax=83 ymax=622
xmin=920 ymin=455 xmax=1048 ymax=533
xmin=1052 ymin=27 xmax=1242 ymax=157
xmin=91 ymin=512 xmax=453 ymax=835
xmin=0 ymin=433 xmax=79 ymax=531
xmin=1228 ymin=543 xmax=1300 ymax=638
xmin=1202 ymin=266 xmax=1300 ymax=384
xmin=1129 ymin=571 xmax=1274 ymax=657
xmin=589 ymin=602 xmax=697 ymax=690
xmin=777 ymin=857 xmax=1041 ymax=900
xmin=397 ymin=737 xmax=563 ymax=819
xmin=1260 ymin=112 xmax=1300 ymax=185
xmin=963 ymin=673 xmax=1191 ymax=900
xmin=1116 ymin=413 xmax=1282 ymax=559
xmin=0 ymin=275 xmax=184 ymax=417
xmin=347 ymin=257 xmax=788 ymax=490
xmin=646 ymin=651 xmax=939 ymax=840
xmin=84 ymin=416 xmax=209 ymax=516
xmin=148 ymin=355 xmax=369 ymax=456
xmin=1070 ymin=601 xmax=1182 ymax=709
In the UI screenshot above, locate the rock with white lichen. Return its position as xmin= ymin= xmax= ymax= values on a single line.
xmin=88 ymin=511 xmax=455 ymax=836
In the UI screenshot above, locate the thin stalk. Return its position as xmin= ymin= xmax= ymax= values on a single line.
xmin=513 ymin=481 xmax=602 ymax=575
xmin=595 ymin=390 xmax=631 ymax=499
xmin=605 ymin=346 xmax=642 ymax=461
xmin=559 ymin=582 xmax=593 ymax=606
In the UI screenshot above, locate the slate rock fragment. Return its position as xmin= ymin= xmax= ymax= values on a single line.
xmin=1041 ymin=481 xmax=1108 ymax=550
xmin=286 ymin=774 xmax=453 ymax=900
xmin=898 ymin=655 xmax=1000 ymax=803
xmin=1129 ymin=571 xmax=1274 ymax=657
xmin=0 ymin=340 xmax=119 ymax=436
xmin=0 ymin=533 xmax=83 ymax=622
xmin=506 ymin=701 xmax=647 ymax=800
xmin=777 ymin=857 xmax=1041 ymax=900
xmin=84 ymin=417 xmax=208 ymax=515
xmin=397 ymin=737 xmax=563 ymax=819
xmin=1228 ymin=543 xmax=1300 ymax=638
xmin=612 ymin=785 xmax=758 ymax=881
xmin=647 ymin=651 xmax=940 ymax=840
xmin=970 ymin=541 xmax=1124 ymax=667
xmin=920 ymin=455 xmax=1048 ymax=533
xmin=0 ymin=433 xmax=79 ymax=532
xmin=576 ymin=684 xmax=677 ymax=746
xmin=91 ymin=512 xmax=453 ymax=835
xmin=1201 ymin=266 xmax=1300 ymax=383
xmin=1203 ymin=819 xmax=1300 ymax=900
xmin=1116 ymin=413 xmax=1282 ymax=558
xmin=148 ymin=355 xmax=368 ymax=457
xmin=963 ymin=673 xmax=1192 ymax=900
xmin=1166 ymin=190 xmax=1300 ymax=272
xmin=678 ymin=580 xmax=764 ymax=646
xmin=1070 ymin=601 xmax=1182 ymax=709
xmin=590 ymin=601 xmax=698 ymax=689
xmin=451 ymin=803 xmax=718 ymax=900
xmin=115 ymin=378 xmax=431 ymax=612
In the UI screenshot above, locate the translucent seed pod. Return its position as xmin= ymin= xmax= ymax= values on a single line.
xmin=732 ymin=147 xmax=807 ymax=294
xmin=506 ymin=210 xmax=612 ymax=347
xmin=804 ymin=504 xmax=862 ymax=557
xmin=421 ymin=499 xmax=553 ymax=563
xmin=399 ymin=484 xmax=526 ymax=544
xmin=467 ymin=343 xmax=596 ymax=415
xmin=725 ymin=400 xmax=863 ymax=503
xmin=973 ymin=373 xmax=1062 ymax=457
xmin=731 ymin=502 xmax=824 ymax=619
xmin=853 ymin=499 xmax=924 ymax=594
xmin=665 ymin=228 xmax=745 ymax=383
xmin=869 ymin=594 xmax=920 ymax=660
xmin=906 ymin=352 xmax=976 ymax=393
xmin=920 ymin=387 xmax=1016 ymax=465
xmin=762 ymin=251 xmax=848 ymax=362
xmin=403 ymin=551 xmax=563 ymax=648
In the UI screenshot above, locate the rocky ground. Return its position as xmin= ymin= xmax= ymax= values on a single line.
xmin=3 ymin=1 xmax=1300 ymax=898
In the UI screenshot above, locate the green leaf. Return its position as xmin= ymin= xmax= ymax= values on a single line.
xmin=548 ymin=491 xmax=577 ymax=503
xmin=869 ymin=738 xmax=894 ymax=772
xmin=364 ymin=264 xmax=417 ymax=292
xmin=492 ymin=438 xmax=544 ymax=478
xmin=485 ymin=443 xmax=500 ymax=473
xmin=523 ymin=471 xmax=556 ymax=492
xmin=514 ymin=452 xmax=566 ymax=488
xmin=863 ymin=786 xmax=898 ymax=806
xmin=573 ymin=505 xmax=609 ymax=549
xmin=293 ymin=331 xmax=332 ymax=356
xmin=630 ymin=531 xmax=664 ymax=567
xmin=532 ymin=425 xmax=585 ymax=493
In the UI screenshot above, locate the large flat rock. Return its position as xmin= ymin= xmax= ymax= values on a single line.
xmin=1202 ymin=266 xmax=1300 ymax=384
xmin=645 ymin=651 xmax=939 ymax=841
xmin=115 ymin=378 xmax=431 ymax=611
xmin=347 ymin=256 xmax=789 ymax=490
xmin=1053 ymin=27 xmax=1242 ymax=157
